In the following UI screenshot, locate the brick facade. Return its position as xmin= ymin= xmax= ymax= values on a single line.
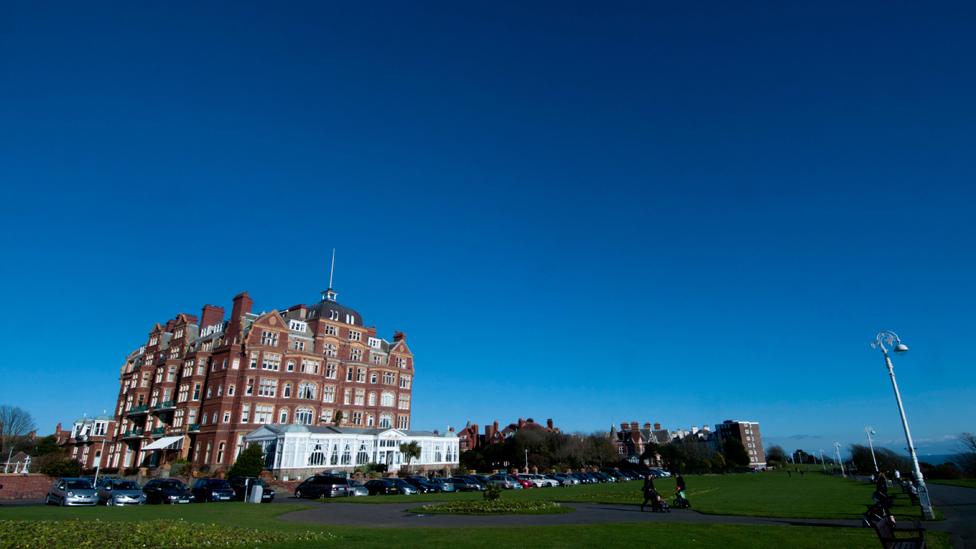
xmin=0 ymin=474 xmax=53 ymax=502
xmin=63 ymin=284 xmax=414 ymax=473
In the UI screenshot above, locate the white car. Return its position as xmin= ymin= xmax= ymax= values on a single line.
xmin=524 ymin=474 xmax=559 ymax=487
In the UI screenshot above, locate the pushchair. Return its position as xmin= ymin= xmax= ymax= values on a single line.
xmin=648 ymin=490 xmax=670 ymax=513
xmin=672 ymin=490 xmax=691 ymax=509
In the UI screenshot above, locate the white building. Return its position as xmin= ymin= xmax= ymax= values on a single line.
xmin=244 ymin=424 xmax=459 ymax=479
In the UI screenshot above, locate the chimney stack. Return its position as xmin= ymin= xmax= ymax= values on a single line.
xmin=200 ymin=304 xmax=225 ymax=330
xmin=393 ymin=331 xmax=406 ymax=342
xmin=644 ymin=422 xmax=652 ymax=430
xmin=620 ymin=422 xmax=628 ymax=431
xmin=546 ymin=419 xmax=554 ymax=430
xmin=228 ymin=291 xmax=253 ymax=338
xmin=654 ymin=422 xmax=661 ymax=430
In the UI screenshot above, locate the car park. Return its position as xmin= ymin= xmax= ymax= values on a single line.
xmin=449 ymin=477 xmax=483 ymax=491
xmin=228 ymin=476 xmax=275 ymax=502
xmin=45 ymin=478 xmax=97 ymax=506
xmin=472 ymin=474 xmax=492 ymax=486
xmin=191 ymin=478 xmax=236 ymax=502
xmin=649 ymin=468 xmax=672 ymax=478
xmin=143 ymin=479 xmax=193 ymax=504
xmin=347 ymin=480 xmax=369 ymax=496
xmin=294 ymin=475 xmax=351 ymax=499
xmin=364 ymin=478 xmax=415 ymax=495
xmin=488 ymin=474 xmax=523 ymax=489
xmin=428 ymin=477 xmax=455 ymax=492
xmin=404 ymin=476 xmax=440 ymax=493
xmin=389 ymin=478 xmax=418 ymax=494
xmin=552 ymin=473 xmax=579 ymax=485
xmin=96 ymin=478 xmax=145 ymax=506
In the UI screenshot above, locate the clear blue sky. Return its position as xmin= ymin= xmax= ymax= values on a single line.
xmin=1 ymin=1 xmax=974 ymax=457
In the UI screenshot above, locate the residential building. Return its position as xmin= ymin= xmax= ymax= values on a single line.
xmin=715 ymin=420 xmax=766 ymax=469
xmin=63 ymin=280 xmax=415 ymax=472
xmin=458 ymin=418 xmax=560 ymax=452
xmin=611 ymin=421 xmax=672 ymax=462
xmin=245 ymin=424 xmax=459 ymax=478
xmin=55 ymin=417 xmax=116 ymax=471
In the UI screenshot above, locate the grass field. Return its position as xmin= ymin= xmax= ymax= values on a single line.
xmin=0 ymin=472 xmax=950 ymax=548
xmin=325 ymin=471 xmax=929 ymax=520
xmin=0 ymin=503 xmax=949 ymax=549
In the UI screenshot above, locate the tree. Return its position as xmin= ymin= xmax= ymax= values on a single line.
xmin=766 ymin=445 xmax=787 ymax=466
xmin=333 ymin=411 xmax=344 ymax=426
xmin=950 ymin=432 xmax=976 ymax=476
xmin=400 ymin=441 xmax=421 ymax=472
xmin=0 ymin=405 xmax=36 ymax=458
xmin=227 ymin=443 xmax=265 ymax=478
xmin=722 ymin=438 xmax=750 ymax=468
xmin=31 ymin=435 xmax=61 ymax=457
xmin=849 ymin=444 xmax=910 ymax=474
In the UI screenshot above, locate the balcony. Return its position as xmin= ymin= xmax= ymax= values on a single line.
xmin=150 ymin=427 xmax=166 ymax=437
xmin=126 ymin=405 xmax=149 ymax=416
xmin=122 ymin=428 xmax=144 ymax=439
xmin=187 ymin=424 xmax=200 ymax=432
xmin=152 ymin=400 xmax=176 ymax=413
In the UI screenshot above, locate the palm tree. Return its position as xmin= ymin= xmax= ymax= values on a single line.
xmin=400 ymin=441 xmax=421 ymax=473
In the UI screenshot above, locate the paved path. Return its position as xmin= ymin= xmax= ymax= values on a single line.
xmin=928 ymin=483 xmax=976 ymax=549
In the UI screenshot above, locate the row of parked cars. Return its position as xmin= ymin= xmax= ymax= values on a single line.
xmin=44 ymin=476 xmax=276 ymax=506
xmin=292 ymin=468 xmax=669 ymax=499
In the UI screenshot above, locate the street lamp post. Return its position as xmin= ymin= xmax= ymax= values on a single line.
xmin=833 ymin=442 xmax=846 ymax=477
xmin=865 ymin=426 xmax=879 ymax=474
xmin=872 ymin=330 xmax=934 ymax=520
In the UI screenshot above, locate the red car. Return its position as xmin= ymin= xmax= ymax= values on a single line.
xmin=513 ymin=476 xmax=534 ymax=489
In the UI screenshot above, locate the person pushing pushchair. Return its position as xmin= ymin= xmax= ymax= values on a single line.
xmin=672 ymin=473 xmax=691 ymax=509
xmin=640 ymin=473 xmax=669 ymax=512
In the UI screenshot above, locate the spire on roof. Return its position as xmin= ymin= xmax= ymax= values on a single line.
xmin=322 ymin=248 xmax=338 ymax=302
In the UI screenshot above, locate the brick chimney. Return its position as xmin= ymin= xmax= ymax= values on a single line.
xmin=620 ymin=422 xmax=628 ymax=431
xmin=546 ymin=418 xmax=554 ymax=430
xmin=654 ymin=422 xmax=661 ymax=430
xmin=644 ymin=422 xmax=652 ymax=431
xmin=227 ymin=291 xmax=253 ymax=338
xmin=393 ymin=331 xmax=406 ymax=342
xmin=200 ymin=304 xmax=225 ymax=330
xmin=518 ymin=418 xmax=526 ymax=429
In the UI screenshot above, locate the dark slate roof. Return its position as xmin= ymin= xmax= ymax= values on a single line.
xmin=306 ymin=299 xmax=363 ymax=327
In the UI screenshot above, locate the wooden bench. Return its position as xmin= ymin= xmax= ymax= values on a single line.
xmin=867 ymin=513 xmax=926 ymax=549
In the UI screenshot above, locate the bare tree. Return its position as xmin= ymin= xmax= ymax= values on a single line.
xmin=0 ymin=405 xmax=37 ymax=458
xmin=953 ymin=432 xmax=976 ymax=476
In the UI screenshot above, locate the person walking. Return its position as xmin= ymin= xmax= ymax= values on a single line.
xmin=640 ymin=473 xmax=656 ymax=512
xmin=674 ymin=473 xmax=690 ymax=508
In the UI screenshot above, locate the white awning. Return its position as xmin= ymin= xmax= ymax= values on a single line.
xmin=141 ymin=436 xmax=184 ymax=452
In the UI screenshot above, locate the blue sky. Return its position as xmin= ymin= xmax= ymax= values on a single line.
xmin=1 ymin=1 xmax=974 ymax=457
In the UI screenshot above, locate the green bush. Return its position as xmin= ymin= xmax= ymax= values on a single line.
xmin=483 ymin=484 xmax=502 ymax=501
xmin=0 ymin=519 xmax=336 ymax=548
xmin=227 ymin=443 xmax=264 ymax=479
xmin=37 ymin=456 xmax=81 ymax=477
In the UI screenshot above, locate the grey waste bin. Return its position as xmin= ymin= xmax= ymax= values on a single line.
xmin=248 ymin=483 xmax=264 ymax=503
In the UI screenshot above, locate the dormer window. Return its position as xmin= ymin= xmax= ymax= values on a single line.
xmin=345 ymin=314 xmax=355 ymax=324
xmin=289 ymin=320 xmax=307 ymax=332
xmin=329 ymin=310 xmax=339 ymax=321
xmin=368 ymin=337 xmax=381 ymax=349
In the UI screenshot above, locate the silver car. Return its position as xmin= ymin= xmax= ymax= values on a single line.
xmin=46 ymin=478 xmax=98 ymax=506
xmin=97 ymin=479 xmax=146 ymax=506
xmin=347 ymin=480 xmax=369 ymax=496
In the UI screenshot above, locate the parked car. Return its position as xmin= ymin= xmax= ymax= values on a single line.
xmin=649 ymin=468 xmax=672 ymax=478
xmin=404 ymin=477 xmax=439 ymax=493
xmin=428 ymin=477 xmax=456 ymax=492
xmin=552 ymin=473 xmax=579 ymax=486
xmin=347 ymin=480 xmax=369 ymax=497
xmin=449 ymin=477 xmax=484 ymax=491
xmin=488 ymin=474 xmax=522 ymax=490
xmin=364 ymin=478 xmax=415 ymax=495
xmin=143 ymin=479 xmax=193 ymax=504
xmin=471 ymin=474 xmax=492 ymax=486
xmin=592 ymin=472 xmax=615 ymax=483
xmin=45 ymin=478 xmax=97 ymax=506
xmin=228 ymin=476 xmax=275 ymax=502
xmin=191 ymin=478 xmax=236 ymax=502
xmin=389 ymin=478 xmax=418 ymax=495
xmin=294 ymin=475 xmax=351 ymax=499
xmin=96 ymin=478 xmax=145 ymax=506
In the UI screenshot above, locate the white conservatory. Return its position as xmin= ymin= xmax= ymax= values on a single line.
xmin=244 ymin=424 xmax=460 ymax=479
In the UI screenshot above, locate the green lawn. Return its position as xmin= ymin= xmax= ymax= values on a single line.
xmin=327 ymin=472 xmax=929 ymax=520
xmin=0 ymin=503 xmax=949 ymax=549
xmin=928 ymin=478 xmax=976 ymax=489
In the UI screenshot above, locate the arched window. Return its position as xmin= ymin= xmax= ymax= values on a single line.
xmin=366 ymin=414 xmax=375 ymax=427
xmin=380 ymin=392 xmax=394 ymax=407
xmin=282 ymin=383 xmax=292 ymax=398
xmin=295 ymin=408 xmax=313 ymax=425
xmin=278 ymin=408 xmax=289 ymax=424
xmin=341 ymin=444 xmax=351 ymax=465
xmin=330 ymin=444 xmax=339 ymax=465
xmin=379 ymin=414 xmax=393 ymax=429
xmin=308 ymin=443 xmax=326 ymax=466
xmin=368 ymin=392 xmax=376 ymax=406
xmin=356 ymin=442 xmax=369 ymax=465
xmin=299 ymin=382 xmax=316 ymax=400
xmin=435 ymin=445 xmax=442 ymax=462
xmin=217 ymin=442 xmax=226 ymax=464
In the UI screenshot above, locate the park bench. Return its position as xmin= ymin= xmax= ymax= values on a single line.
xmin=867 ymin=513 xmax=926 ymax=549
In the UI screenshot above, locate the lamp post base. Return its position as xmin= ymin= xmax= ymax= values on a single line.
xmin=917 ymin=483 xmax=935 ymax=520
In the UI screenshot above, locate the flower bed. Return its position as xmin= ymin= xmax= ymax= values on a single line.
xmin=410 ymin=500 xmax=569 ymax=515
xmin=0 ymin=518 xmax=336 ymax=548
